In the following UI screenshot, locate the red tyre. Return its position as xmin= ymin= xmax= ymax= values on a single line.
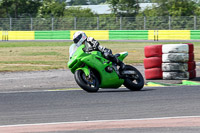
xmin=145 ymin=68 xmax=163 ymax=80
xmin=185 ymin=43 xmax=194 ymax=53
xmin=143 ymin=57 xmax=162 ymax=69
xmin=188 ymin=61 xmax=196 ymax=71
xmin=189 ymin=70 xmax=196 ymax=79
xmin=189 ymin=53 xmax=194 ymax=62
xmin=144 ymin=45 xmax=162 ymax=58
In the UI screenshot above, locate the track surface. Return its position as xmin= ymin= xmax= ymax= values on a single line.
xmin=0 ymin=67 xmax=200 ymax=132
xmin=0 ymin=86 xmax=200 ymax=132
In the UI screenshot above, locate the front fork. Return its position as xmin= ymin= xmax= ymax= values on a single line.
xmin=76 ymin=65 xmax=90 ymax=77
xmin=76 ymin=65 xmax=97 ymax=85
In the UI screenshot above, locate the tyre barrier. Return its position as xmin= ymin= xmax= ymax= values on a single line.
xmin=189 ymin=70 xmax=196 ymax=79
xmin=162 ymin=44 xmax=189 ymax=54
xmin=188 ymin=61 xmax=196 ymax=71
xmin=144 ymin=45 xmax=162 ymax=58
xmin=162 ymin=53 xmax=189 ymax=63
xmin=144 ymin=43 xmax=196 ymax=80
xmin=186 ymin=43 xmax=194 ymax=53
xmin=163 ymin=71 xmax=189 ymax=80
xmin=189 ymin=53 xmax=194 ymax=62
xmin=145 ymin=68 xmax=163 ymax=80
xmin=144 ymin=57 xmax=162 ymax=69
xmin=162 ymin=63 xmax=188 ymax=72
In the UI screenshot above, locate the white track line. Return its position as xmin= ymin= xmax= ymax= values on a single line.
xmin=1 ymin=115 xmax=200 ymax=128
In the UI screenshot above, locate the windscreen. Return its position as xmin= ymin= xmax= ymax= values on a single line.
xmin=69 ymin=44 xmax=78 ymax=58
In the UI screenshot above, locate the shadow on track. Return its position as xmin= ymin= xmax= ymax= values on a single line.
xmin=97 ymin=88 xmax=156 ymax=93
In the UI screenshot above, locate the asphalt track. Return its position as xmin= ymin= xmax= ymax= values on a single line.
xmin=0 ymin=86 xmax=200 ymax=132
xmin=0 ymin=67 xmax=200 ymax=132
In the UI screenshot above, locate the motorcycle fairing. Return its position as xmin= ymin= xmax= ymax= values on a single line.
xmin=80 ymin=53 xmax=124 ymax=88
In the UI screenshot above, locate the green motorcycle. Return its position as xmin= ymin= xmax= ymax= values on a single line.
xmin=68 ymin=44 xmax=144 ymax=92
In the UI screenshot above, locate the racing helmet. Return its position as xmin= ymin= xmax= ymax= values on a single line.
xmin=73 ymin=31 xmax=87 ymax=47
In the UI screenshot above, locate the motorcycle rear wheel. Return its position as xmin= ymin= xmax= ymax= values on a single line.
xmin=74 ymin=70 xmax=99 ymax=92
xmin=123 ymin=65 xmax=144 ymax=91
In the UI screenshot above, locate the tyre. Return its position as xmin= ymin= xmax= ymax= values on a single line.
xmin=163 ymin=71 xmax=189 ymax=80
xmin=189 ymin=70 xmax=196 ymax=79
xmin=189 ymin=53 xmax=194 ymax=62
xmin=162 ymin=63 xmax=188 ymax=72
xmin=188 ymin=61 xmax=196 ymax=71
xmin=145 ymin=68 xmax=163 ymax=79
xmin=185 ymin=43 xmax=194 ymax=53
xmin=143 ymin=57 xmax=162 ymax=69
xmin=74 ymin=70 xmax=99 ymax=92
xmin=162 ymin=53 xmax=189 ymax=63
xmin=144 ymin=45 xmax=162 ymax=58
xmin=123 ymin=65 xmax=144 ymax=91
xmin=162 ymin=44 xmax=189 ymax=54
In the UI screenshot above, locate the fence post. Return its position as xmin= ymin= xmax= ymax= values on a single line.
xmin=30 ymin=17 xmax=33 ymax=31
xmin=194 ymin=16 xmax=197 ymax=30
xmin=144 ymin=16 xmax=146 ymax=30
xmin=52 ymin=17 xmax=54 ymax=31
xmin=97 ymin=17 xmax=99 ymax=30
xmin=74 ymin=17 xmax=77 ymax=30
xmin=169 ymin=15 xmax=171 ymax=30
xmin=120 ymin=17 xmax=122 ymax=30
xmin=9 ymin=17 xmax=12 ymax=31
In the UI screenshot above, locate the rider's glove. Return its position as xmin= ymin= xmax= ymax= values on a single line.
xmin=87 ymin=37 xmax=99 ymax=50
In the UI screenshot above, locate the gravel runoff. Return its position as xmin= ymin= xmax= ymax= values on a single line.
xmin=0 ymin=65 xmax=199 ymax=92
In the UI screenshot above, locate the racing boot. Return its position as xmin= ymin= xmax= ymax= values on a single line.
xmin=104 ymin=51 xmax=125 ymax=71
xmin=110 ymin=55 xmax=125 ymax=71
xmin=118 ymin=59 xmax=125 ymax=72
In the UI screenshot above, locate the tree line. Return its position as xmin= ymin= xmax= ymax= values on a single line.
xmin=1 ymin=0 xmax=200 ymax=18
xmin=1 ymin=0 xmax=200 ymax=31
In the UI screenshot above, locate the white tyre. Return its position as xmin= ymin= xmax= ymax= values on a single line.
xmin=162 ymin=63 xmax=188 ymax=72
xmin=162 ymin=44 xmax=189 ymax=54
xmin=162 ymin=53 xmax=189 ymax=63
xmin=163 ymin=72 xmax=189 ymax=80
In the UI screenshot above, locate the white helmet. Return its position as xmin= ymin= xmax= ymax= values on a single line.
xmin=73 ymin=31 xmax=87 ymax=47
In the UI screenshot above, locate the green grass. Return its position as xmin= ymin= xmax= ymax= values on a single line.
xmin=21 ymin=51 xmax=62 ymax=56
xmin=0 ymin=41 xmax=199 ymax=72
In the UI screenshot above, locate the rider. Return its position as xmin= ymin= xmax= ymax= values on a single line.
xmin=70 ymin=31 xmax=125 ymax=71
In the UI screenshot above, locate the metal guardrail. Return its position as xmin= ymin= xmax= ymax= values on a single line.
xmin=2 ymin=31 xmax=8 ymax=41
xmin=0 ymin=16 xmax=199 ymax=31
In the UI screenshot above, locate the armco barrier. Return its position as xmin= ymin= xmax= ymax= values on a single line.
xmin=2 ymin=31 xmax=8 ymax=41
xmin=35 ymin=31 xmax=70 ymax=40
xmin=109 ymin=30 xmax=148 ymax=40
xmin=148 ymin=30 xmax=190 ymax=40
xmin=0 ymin=31 xmax=2 ymax=40
xmin=8 ymin=31 xmax=34 ymax=40
xmin=158 ymin=30 xmax=190 ymax=40
xmin=191 ymin=30 xmax=200 ymax=40
xmin=1 ymin=30 xmax=200 ymax=41
xmin=70 ymin=30 xmax=109 ymax=40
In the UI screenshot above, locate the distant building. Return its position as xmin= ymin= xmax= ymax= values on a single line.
xmin=66 ymin=3 xmax=156 ymax=15
xmin=66 ymin=5 xmax=111 ymax=14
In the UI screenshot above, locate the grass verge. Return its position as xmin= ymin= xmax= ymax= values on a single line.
xmin=0 ymin=41 xmax=199 ymax=72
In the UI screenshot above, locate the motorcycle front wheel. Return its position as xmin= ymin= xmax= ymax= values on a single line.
xmin=74 ymin=70 xmax=99 ymax=92
xmin=123 ymin=65 xmax=144 ymax=91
